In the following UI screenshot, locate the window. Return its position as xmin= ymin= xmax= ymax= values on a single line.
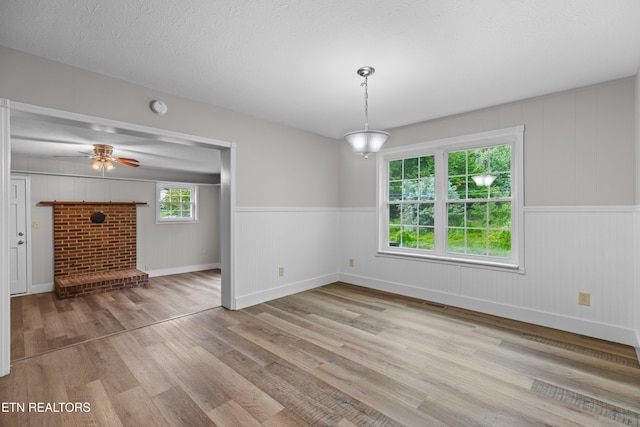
xmin=377 ymin=126 xmax=524 ymax=269
xmin=156 ymin=183 xmax=198 ymax=224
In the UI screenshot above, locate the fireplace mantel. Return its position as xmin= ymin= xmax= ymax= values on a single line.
xmin=39 ymin=201 xmax=147 ymax=205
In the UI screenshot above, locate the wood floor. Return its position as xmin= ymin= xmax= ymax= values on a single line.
xmin=1 ymin=275 xmax=639 ymax=426
xmin=10 ymin=269 xmax=221 ymax=361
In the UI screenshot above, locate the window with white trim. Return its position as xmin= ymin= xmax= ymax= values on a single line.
xmin=156 ymin=182 xmax=199 ymax=224
xmin=377 ymin=126 xmax=524 ymax=269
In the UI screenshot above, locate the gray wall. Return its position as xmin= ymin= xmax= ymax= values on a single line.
xmin=0 ymin=46 xmax=341 ymax=208
xmin=341 ymin=77 xmax=636 ymax=208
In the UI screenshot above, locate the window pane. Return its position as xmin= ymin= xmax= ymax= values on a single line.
xmin=488 ymin=202 xmax=511 ymax=229
xmin=490 ymin=173 xmax=511 ymax=198
xmin=468 ymin=178 xmax=489 ymax=199
xmin=402 ymin=204 xmax=418 ymax=225
xmin=448 ymin=176 xmax=465 ymax=199
xmin=418 ymin=205 xmax=434 ymax=226
xmin=466 ymin=203 xmax=487 ymax=228
xmin=401 ymin=226 xmax=418 ymax=248
xmin=490 ymin=145 xmax=511 ymax=172
xmin=420 ymin=156 xmax=435 ymax=176
xmin=419 ymin=177 xmax=435 ymax=200
xmin=389 ymin=226 xmax=401 ymax=246
xmin=447 ymin=203 xmax=465 ymax=227
xmin=404 ymin=158 xmax=419 ymax=179
xmin=467 ymin=229 xmax=487 ymax=255
xmin=447 ymin=228 xmax=465 ymax=253
xmin=389 ymin=182 xmax=402 ymax=201
xmin=403 ymin=180 xmax=419 ymax=201
xmin=448 ymin=151 xmax=466 ymax=176
xmin=418 ymin=227 xmax=434 ymax=250
xmin=389 ymin=160 xmax=402 ymax=181
xmin=389 ymin=204 xmax=401 ymax=225
xmin=468 ymin=148 xmax=488 ymax=175
xmin=488 ymin=230 xmax=511 ymax=257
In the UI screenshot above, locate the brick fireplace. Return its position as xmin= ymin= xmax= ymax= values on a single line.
xmin=41 ymin=201 xmax=149 ymax=298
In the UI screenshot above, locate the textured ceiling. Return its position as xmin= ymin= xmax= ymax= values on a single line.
xmin=1 ymin=0 xmax=640 ymax=171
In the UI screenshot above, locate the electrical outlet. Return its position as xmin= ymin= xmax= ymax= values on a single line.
xmin=578 ymin=292 xmax=590 ymax=306
xmin=278 ymin=267 xmax=285 ymax=276
xmin=349 ymin=258 xmax=355 ymax=267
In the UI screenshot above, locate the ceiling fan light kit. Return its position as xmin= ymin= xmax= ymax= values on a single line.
xmin=56 ymin=144 xmax=141 ymax=172
xmin=343 ymin=66 xmax=390 ymax=159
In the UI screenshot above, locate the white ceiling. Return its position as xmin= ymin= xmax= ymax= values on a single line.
xmin=1 ymin=0 xmax=640 ymax=172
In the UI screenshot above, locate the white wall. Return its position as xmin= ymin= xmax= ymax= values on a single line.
xmin=339 ymin=77 xmax=640 ymax=348
xmin=17 ymin=173 xmax=219 ymax=292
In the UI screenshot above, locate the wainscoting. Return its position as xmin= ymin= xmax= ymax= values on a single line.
xmin=338 ymin=206 xmax=638 ymax=347
xmin=233 ymin=206 xmax=638 ymax=350
xmin=234 ymin=207 xmax=341 ymax=308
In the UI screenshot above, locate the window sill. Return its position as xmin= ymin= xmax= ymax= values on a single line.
xmin=155 ymin=219 xmax=199 ymax=225
xmin=376 ymin=249 xmax=525 ymax=274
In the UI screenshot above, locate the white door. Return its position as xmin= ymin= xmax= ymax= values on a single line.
xmin=9 ymin=178 xmax=27 ymax=295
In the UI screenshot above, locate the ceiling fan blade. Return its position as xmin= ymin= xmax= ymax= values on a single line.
xmin=115 ymin=157 xmax=140 ymax=167
xmin=53 ymin=154 xmax=92 ymax=158
xmin=115 ymin=156 xmax=139 ymax=162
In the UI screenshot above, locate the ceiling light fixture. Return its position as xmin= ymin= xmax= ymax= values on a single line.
xmin=343 ymin=66 xmax=390 ymax=158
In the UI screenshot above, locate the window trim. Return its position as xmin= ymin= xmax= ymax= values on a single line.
xmin=155 ymin=182 xmax=199 ymax=224
xmin=376 ymin=126 xmax=524 ymax=270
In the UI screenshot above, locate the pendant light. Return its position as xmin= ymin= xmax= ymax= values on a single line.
xmin=343 ymin=66 xmax=390 ymax=158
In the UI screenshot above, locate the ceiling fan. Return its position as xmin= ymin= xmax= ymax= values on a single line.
xmin=58 ymin=144 xmax=140 ymax=171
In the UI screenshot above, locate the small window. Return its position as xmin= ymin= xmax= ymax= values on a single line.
xmin=156 ymin=183 xmax=198 ymax=224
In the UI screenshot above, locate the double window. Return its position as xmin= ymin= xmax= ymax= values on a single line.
xmin=377 ymin=126 xmax=524 ymax=269
xmin=156 ymin=182 xmax=199 ymax=224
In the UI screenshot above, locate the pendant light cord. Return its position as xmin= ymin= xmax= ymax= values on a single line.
xmin=362 ymin=76 xmax=369 ymax=131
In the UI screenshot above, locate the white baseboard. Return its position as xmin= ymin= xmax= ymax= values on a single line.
xmin=19 ymin=282 xmax=55 ymax=295
xmin=234 ymin=273 xmax=340 ymax=310
xmin=339 ymin=273 xmax=639 ymax=348
xmin=147 ymin=263 xmax=221 ymax=278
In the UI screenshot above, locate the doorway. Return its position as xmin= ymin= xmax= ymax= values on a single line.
xmin=0 ymin=100 xmax=236 ymax=377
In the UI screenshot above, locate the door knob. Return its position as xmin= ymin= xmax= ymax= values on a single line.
xmin=18 ymin=240 xmax=24 ymax=245
xmin=18 ymin=231 xmax=24 ymax=236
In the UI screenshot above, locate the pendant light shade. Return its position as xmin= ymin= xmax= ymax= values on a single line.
xmin=344 ymin=66 xmax=389 ymax=158
xmin=344 ymin=129 xmax=390 ymax=156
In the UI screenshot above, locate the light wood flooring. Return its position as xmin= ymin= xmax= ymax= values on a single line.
xmin=1 ymin=276 xmax=639 ymax=426
xmin=10 ymin=269 xmax=221 ymax=361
